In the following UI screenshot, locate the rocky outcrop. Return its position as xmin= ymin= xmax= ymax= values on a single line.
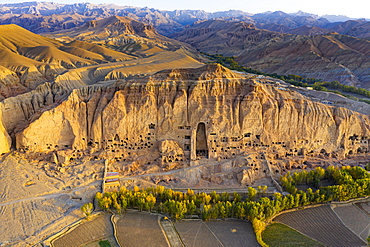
xmin=0 ymin=66 xmax=27 ymax=100
xmin=0 ymin=110 xmax=11 ymax=154
xmin=14 ymin=65 xmax=370 ymax=163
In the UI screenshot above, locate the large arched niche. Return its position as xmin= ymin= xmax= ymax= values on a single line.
xmin=196 ymin=122 xmax=208 ymax=158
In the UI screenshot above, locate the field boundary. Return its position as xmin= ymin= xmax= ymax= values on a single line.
xmin=44 ymin=212 xmax=107 ymax=247
xmin=273 ymin=205 xmax=367 ymax=247
xmin=160 ymin=218 xmax=185 ymax=247
xmin=158 ymin=216 xmax=172 ymax=247
xmin=203 ymin=221 xmax=225 ymax=247
xmin=330 ymin=205 xmax=367 ymax=243
xmin=111 ymin=214 xmax=122 ymax=247
xmin=44 ymin=215 xmax=91 ymax=247
xmin=270 ymin=203 xmax=325 ymax=221
xmin=270 ymin=196 xmax=370 ymax=222
xmin=330 ymin=196 xmax=370 ymax=205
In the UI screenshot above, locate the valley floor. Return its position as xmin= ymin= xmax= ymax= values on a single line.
xmin=49 ymin=211 xmax=259 ymax=247
xmin=1 ymin=152 xmax=370 ymax=246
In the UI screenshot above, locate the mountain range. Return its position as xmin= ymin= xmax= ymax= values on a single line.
xmin=0 ymin=2 xmax=369 ymax=38
xmin=0 ymin=2 xmax=369 ymax=89
xmin=172 ymin=20 xmax=370 ymax=87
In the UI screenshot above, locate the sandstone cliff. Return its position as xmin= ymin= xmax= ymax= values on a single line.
xmin=14 ymin=64 xmax=370 ymax=163
xmin=0 ymin=48 xmax=203 ymax=154
xmin=0 ymin=21 xmax=203 ymax=154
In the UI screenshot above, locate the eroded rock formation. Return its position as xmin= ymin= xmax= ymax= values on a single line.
xmin=12 ymin=64 xmax=370 ymax=167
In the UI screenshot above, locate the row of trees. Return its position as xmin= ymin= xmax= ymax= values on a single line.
xmin=91 ymin=165 xmax=370 ymax=246
xmin=319 ymin=80 xmax=370 ymax=98
xmin=280 ymin=165 xmax=370 ymax=201
xmin=94 ymin=167 xmax=370 ymax=219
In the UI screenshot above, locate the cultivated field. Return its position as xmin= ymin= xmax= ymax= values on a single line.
xmin=174 ymin=219 xmax=259 ymax=247
xmin=274 ymin=205 xmax=367 ymax=247
xmin=82 ymin=237 xmax=118 ymax=247
xmin=206 ymin=220 xmax=260 ymax=247
xmin=333 ymin=204 xmax=370 ymax=240
xmin=356 ymin=200 xmax=370 ymax=215
xmin=174 ymin=220 xmax=223 ymax=247
xmin=262 ymin=223 xmax=324 ymax=247
xmin=52 ymin=214 xmax=117 ymax=247
xmin=115 ymin=211 xmax=168 ymax=247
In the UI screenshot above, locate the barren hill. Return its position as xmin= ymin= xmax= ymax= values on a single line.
xmin=50 ymin=16 xmax=164 ymax=41
xmin=172 ymin=20 xmax=370 ymax=87
xmin=46 ymin=15 xmax=185 ymax=56
xmin=329 ymin=20 xmax=370 ymax=39
xmin=0 ymin=24 xmax=139 ymax=100
xmin=287 ymin=25 xmax=334 ymax=35
xmin=0 ymin=15 xmax=195 ymax=103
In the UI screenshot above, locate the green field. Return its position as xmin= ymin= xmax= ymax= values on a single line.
xmin=262 ymin=223 xmax=324 ymax=247
xmin=99 ymin=240 xmax=112 ymax=247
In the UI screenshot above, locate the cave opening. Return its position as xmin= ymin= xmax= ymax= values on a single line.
xmin=196 ymin=122 xmax=208 ymax=158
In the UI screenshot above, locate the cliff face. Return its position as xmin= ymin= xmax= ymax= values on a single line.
xmin=0 ymin=21 xmax=203 ymax=154
xmin=14 ymin=65 xmax=370 ymax=162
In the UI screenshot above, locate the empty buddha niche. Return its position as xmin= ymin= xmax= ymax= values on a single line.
xmin=196 ymin=122 xmax=208 ymax=158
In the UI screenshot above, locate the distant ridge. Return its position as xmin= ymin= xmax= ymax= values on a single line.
xmin=0 ymin=2 xmax=369 ymax=37
xmin=172 ymin=19 xmax=370 ymax=88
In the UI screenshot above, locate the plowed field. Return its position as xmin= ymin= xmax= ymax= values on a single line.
xmin=115 ymin=211 xmax=168 ymax=247
xmin=274 ymin=205 xmax=366 ymax=247
xmin=333 ymin=204 xmax=370 ymax=240
xmin=53 ymin=214 xmax=114 ymax=247
xmin=174 ymin=219 xmax=259 ymax=247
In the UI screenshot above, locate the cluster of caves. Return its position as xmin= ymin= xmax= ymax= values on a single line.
xmin=207 ymin=133 xmax=370 ymax=160
xmin=16 ymin=122 xmax=370 ymax=165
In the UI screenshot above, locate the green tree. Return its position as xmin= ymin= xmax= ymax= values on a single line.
xmin=233 ymin=192 xmax=241 ymax=202
xmin=365 ymin=163 xmax=370 ymax=171
xmin=119 ymin=195 xmax=128 ymax=212
xmin=235 ymin=202 xmax=246 ymax=219
xmin=113 ymin=201 xmax=122 ymax=214
xmin=146 ymin=194 xmax=156 ymax=212
xmin=81 ymin=203 xmax=93 ymax=219
xmin=252 ymin=218 xmax=268 ymax=247
xmin=210 ymin=191 xmax=220 ymax=203
xmin=186 ymin=200 xmax=196 ymax=216
xmin=201 ymin=204 xmax=213 ymax=221
xmin=248 ymin=187 xmax=257 ymax=201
